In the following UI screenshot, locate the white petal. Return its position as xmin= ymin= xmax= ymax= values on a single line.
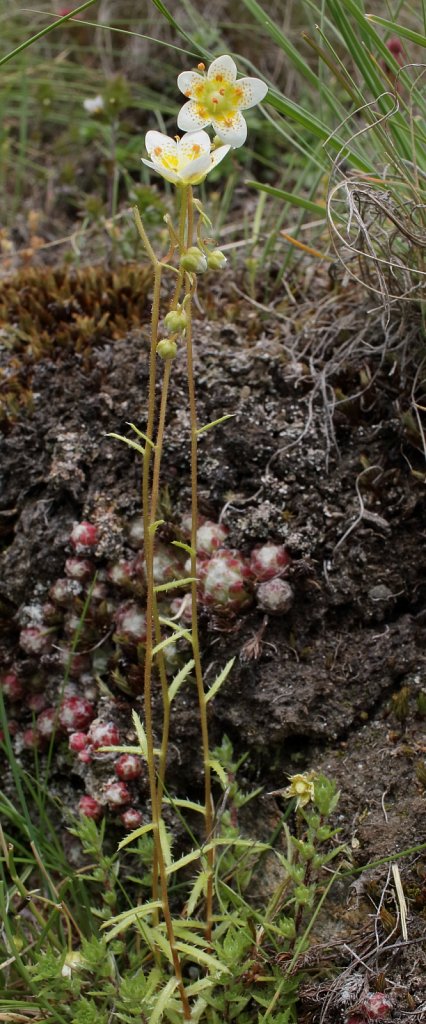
xmin=209 ymin=144 xmax=231 ymax=169
xmin=177 ymin=71 xmax=203 ymax=97
xmin=207 ymin=54 xmax=237 ymax=83
xmin=177 ymin=130 xmax=211 ymax=159
xmin=234 ymin=76 xmax=268 ymax=109
xmin=145 ymin=130 xmax=177 ymax=157
xmin=212 ymin=112 xmax=247 ymax=148
xmin=179 ymin=153 xmax=211 ymax=182
xmin=177 ymin=100 xmax=210 ymax=132
xmin=141 ymin=158 xmax=179 ymax=184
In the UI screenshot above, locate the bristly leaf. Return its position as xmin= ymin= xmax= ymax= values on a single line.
xmin=106 ymin=432 xmax=145 ymax=456
xmin=131 ymin=710 xmax=148 ymax=759
xmin=101 ymin=900 xmax=163 ymax=941
xmin=117 ymin=821 xmax=155 ymax=850
xmin=150 ymin=977 xmax=179 ymax=1024
xmin=127 ymin=422 xmax=155 ymax=448
xmin=172 ymin=540 xmax=195 ymax=556
xmin=168 ymin=659 xmax=195 ymax=702
xmin=152 ymin=628 xmax=191 ymax=657
xmin=205 ymin=658 xmax=236 ymax=704
xmin=154 ymin=576 xmax=197 ymax=593
xmin=196 ymin=414 xmax=234 ymax=435
xmin=184 ymin=869 xmax=209 ymax=918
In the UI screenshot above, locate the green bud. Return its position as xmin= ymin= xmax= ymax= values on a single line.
xmin=157 ymin=339 xmax=178 ymax=360
xmin=316 ymin=826 xmax=332 ymax=842
xmin=278 ymin=915 xmax=296 ymax=939
xmin=103 ymin=890 xmax=117 ymax=907
xmin=180 ymin=246 xmax=208 ymax=273
xmin=207 ymin=248 xmax=227 ymax=270
xmin=294 ymin=884 xmax=314 ymax=906
xmin=164 ymin=307 xmax=187 ymax=333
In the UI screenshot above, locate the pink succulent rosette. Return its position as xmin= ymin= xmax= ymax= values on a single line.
xmin=177 ymin=54 xmax=268 ymax=147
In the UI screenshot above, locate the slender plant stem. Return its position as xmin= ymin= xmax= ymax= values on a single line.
xmin=136 ymin=207 xmax=191 ymax=1019
xmin=154 ymin=188 xmax=189 ymax=807
xmin=184 ymin=187 xmax=214 ymax=941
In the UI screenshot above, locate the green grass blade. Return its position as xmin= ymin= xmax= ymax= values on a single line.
xmin=0 ymin=0 xmax=99 ymax=67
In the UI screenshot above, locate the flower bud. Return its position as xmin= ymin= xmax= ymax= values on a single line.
xmin=207 ymin=248 xmax=227 ymax=270
xmin=164 ymin=307 xmax=187 ymax=333
xmin=180 ymin=246 xmax=207 ymax=273
xmin=156 ymin=338 xmax=178 ymax=360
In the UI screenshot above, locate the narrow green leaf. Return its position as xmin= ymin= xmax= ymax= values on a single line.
xmin=149 ymin=518 xmax=165 ymax=535
xmin=127 ymin=422 xmax=155 ymax=447
xmin=154 ymin=576 xmax=196 ymax=593
xmin=163 ymin=797 xmax=205 ymax=815
xmin=196 ymin=414 xmax=234 ymax=435
xmin=185 ymin=870 xmax=209 ymax=918
xmin=117 ymin=821 xmax=155 ymax=849
xmin=150 ymin=977 xmax=179 ymax=1024
xmin=131 ymin=710 xmax=148 ymax=759
xmin=158 ymin=820 xmax=172 ymax=868
xmin=366 ymin=15 xmax=426 ymax=47
xmin=106 ymin=433 xmax=145 ymax=456
xmin=101 ymin=900 xmax=162 ymax=941
xmin=168 ymin=659 xmax=195 ymax=702
xmin=208 ymin=758 xmax=228 ymax=788
xmin=246 ymin=180 xmax=326 ymax=216
xmin=152 ymin=628 xmax=190 ymax=657
xmin=175 ymin=941 xmax=230 ymax=974
xmin=205 ymin=658 xmax=236 ymax=704
xmin=0 ymin=0 xmax=99 ymax=67
xmin=158 ymin=616 xmax=192 ymax=645
xmin=172 ymin=540 xmax=195 ymax=556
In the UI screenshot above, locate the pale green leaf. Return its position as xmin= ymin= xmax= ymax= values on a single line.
xmin=158 ymin=820 xmax=172 ymax=868
xmin=175 ymin=941 xmax=230 ymax=975
xmin=127 ymin=422 xmax=155 ymax=448
xmin=117 ymin=821 xmax=155 ymax=850
xmin=205 ymin=658 xmax=235 ymax=703
xmin=106 ymin=433 xmax=145 ymax=456
xmin=150 ymin=977 xmax=179 ymax=1024
xmin=163 ymin=797 xmax=205 ymax=815
xmin=184 ymin=870 xmax=209 ymax=918
xmin=101 ymin=900 xmax=162 ymax=941
xmin=208 ymin=758 xmax=228 ymax=788
xmin=154 ymin=576 xmax=196 ymax=593
xmin=196 ymin=414 xmax=234 ymax=436
xmin=168 ymin=659 xmax=195 ymax=702
xmin=172 ymin=540 xmax=195 ymax=556
xmin=131 ymin=710 xmax=148 ymax=759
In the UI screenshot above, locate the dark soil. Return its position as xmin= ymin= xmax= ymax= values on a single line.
xmin=1 ymin=261 xmax=426 ymax=1019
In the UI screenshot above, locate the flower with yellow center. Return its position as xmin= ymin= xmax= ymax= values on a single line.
xmin=270 ymin=771 xmax=317 ymax=809
xmin=142 ymin=129 xmax=230 ymax=185
xmin=177 ymin=54 xmax=268 ymax=148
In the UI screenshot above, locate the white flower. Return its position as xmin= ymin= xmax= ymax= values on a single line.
xmin=83 ymin=94 xmax=104 ymax=115
xmin=177 ymin=54 xmax=268 ymax=148
xmin=142 ymin=129 xmax=230 ymax=185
